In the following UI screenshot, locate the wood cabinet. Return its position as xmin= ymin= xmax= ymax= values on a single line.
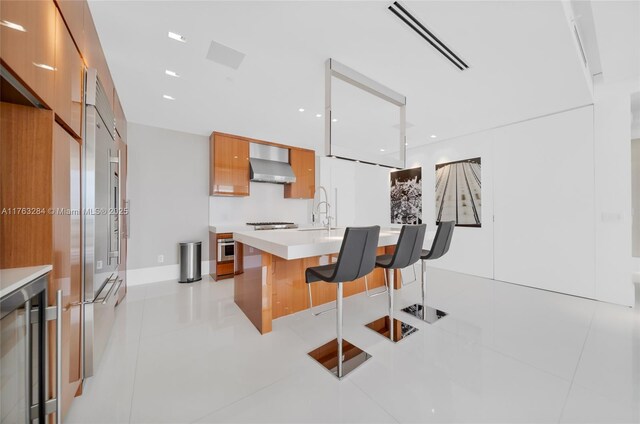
xmin=54 ymin=8 xmax=83 ymax=138
xmin=1 ymin=104 xmax=83 ymax=418
xmin=51 ymin=122 xmax=83 ymax=416
xmin=210 ymin=133 xmax=250 ymax=196
xmin=210 ymin=132 xmax=316 ymax=199
xmin=211 ymin=232 xmax=235 ymax=281
xmin=284 ymin=149 xmax=316 ymax=199
xmin=0 ymin=103 xmax=54 ymax=268
xmin=54 ymin=0 xmax=84 ymax=53
xmin=0 ymin=0 xmax=56 ymax=107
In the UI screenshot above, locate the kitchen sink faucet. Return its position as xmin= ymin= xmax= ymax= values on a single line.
xmin=315 ymin=186 xmax=333 ymax=232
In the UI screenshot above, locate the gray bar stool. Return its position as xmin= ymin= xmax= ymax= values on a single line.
xmin=305 ymin=226 xmax=380 ymax=379
xmin=402 ymin=221 xmax=455 ymax=323
xmin=365 ymin=224 xmax=426 ymax=343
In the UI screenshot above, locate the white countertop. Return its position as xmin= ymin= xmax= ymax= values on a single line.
xmin=210 ymin=224 xmax=318 ymax=234
xmin=234 ymin=227 xmax=435 ymax=260
xmin=0 ymin=265 xmax=53 ymax=299
xmin=210 ymin=224 xmax=254 ymax=234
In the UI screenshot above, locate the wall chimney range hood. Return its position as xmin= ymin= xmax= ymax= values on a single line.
xmin=249 ymin=143 xmax=296 ymax=184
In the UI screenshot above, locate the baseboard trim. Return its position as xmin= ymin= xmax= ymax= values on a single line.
xmin=127 ymin=261 xmax=211 ymax=286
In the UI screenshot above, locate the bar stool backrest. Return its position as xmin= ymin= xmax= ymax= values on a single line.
xmin=424 ymin=221 xmax=455 ymax=260
xmin=388 ymin=224 xmax=427 ymax=269
xmin=332 ymin=226 xmax=381 ymax=283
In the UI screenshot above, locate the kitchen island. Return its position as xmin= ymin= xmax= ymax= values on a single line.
xmin=233 ymin=227 xmax=432 ymax=334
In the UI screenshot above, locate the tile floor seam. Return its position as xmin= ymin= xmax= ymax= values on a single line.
xmin=137 ymin=298 xmax=238 ymax=342
xmin=186 ymin=372 xmax=295 ymax=424
xmin=429 ymin=315 xmax=591 ymax=384
xmin=128 ymin=294 xmax=150 ymax=423
xmin=349 ymin=377 xmax=402 ymax=424
xmin=556 ymin=306 xmax=596 ymax=423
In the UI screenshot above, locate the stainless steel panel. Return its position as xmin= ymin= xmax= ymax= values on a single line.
xmin=83 ymin=68 xmax=122 ymax=377
xmin=0 ymin=308 xmax=28 ymax=423
xmin=249 ymin=143 xmax=289 ymax=162
xmin=217 ymin=239 xmax=234 ymax=262
xmin=249 ymin=158 xmax=296 ymax=184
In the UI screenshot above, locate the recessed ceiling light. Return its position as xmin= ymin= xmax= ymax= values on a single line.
xmin=380 ymin=148 xmax=385 ymax=152
xmin=316 ymin=114 xmax=322 ymax=118
xmin=1 ymin=20 xmax=26 ymax=32
xmin=165 ymin=69 xmax=180 ymax=78
xmin=430 ymin=134 xmax=437 ymax=138
xmin=32 ymin=62 xmax=55 ymax=71
xmin=332 ymin=118 xmax=338 ymax=122
xmin=168 ymin=31 xmax=186 ymax=43
xmin=298 ymin=108 xmax=305 ymax=112
xmin=162 ymin=94 xmax=175 ymax=100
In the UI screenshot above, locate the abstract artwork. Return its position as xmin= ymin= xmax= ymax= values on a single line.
xmin=435 ymin=158 xmax=481 ymax=227
xmin=390 ymin=167 xmax=422 ymax=224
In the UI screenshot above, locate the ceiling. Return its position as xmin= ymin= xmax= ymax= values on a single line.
xmin=89 ymin=1 xmax=598 ymax=152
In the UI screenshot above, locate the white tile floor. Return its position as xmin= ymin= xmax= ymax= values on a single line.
xmin=66 ymin=269 xmax=640 ymax=424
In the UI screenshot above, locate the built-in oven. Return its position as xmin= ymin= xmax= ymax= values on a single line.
xmin=217 ymin=238 xmax=235 ymax=262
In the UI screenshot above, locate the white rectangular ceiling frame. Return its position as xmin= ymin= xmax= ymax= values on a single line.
xmin=325 ymin=58 xmax=407 ymax=168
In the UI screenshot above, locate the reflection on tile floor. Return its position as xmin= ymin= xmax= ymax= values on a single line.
xmin=66 ymin=269 xmax=640 ymax=423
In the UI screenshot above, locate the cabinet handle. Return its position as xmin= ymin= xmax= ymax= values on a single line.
xmin=24 ymin=299 xmax=32 ymax=424
xmin=55 ymin=290 xmax=62 ymax=424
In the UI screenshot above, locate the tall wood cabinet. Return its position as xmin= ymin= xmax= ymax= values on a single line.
xmin=0 ymin=104 xmax=83 ymax=418
xmin=51 ymin=123 xmax=83 ymax=415
xmin=54 ymin=7 xmax=84 ymax=138
xmin=284 ymin=149 xmax=316 ymax=199
xmin=210 ymin=133 xmax=250 ymax=196
xmin=1 ymin=0 xmax=128 ymax=417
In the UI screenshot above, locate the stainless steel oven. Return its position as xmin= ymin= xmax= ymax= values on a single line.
xmin=217 ymin=238 xmax=235 ymax=262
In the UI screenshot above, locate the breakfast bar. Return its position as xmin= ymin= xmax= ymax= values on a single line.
xmin=233 ymin=227 xmax=433 ymax=334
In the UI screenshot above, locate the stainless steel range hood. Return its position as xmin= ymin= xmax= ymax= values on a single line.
xmin=249 ymin=143 xmax=296 ymax=184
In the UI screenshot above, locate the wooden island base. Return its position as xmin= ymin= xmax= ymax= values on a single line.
xmin=234 ymin=242 xmax=402 ymax=334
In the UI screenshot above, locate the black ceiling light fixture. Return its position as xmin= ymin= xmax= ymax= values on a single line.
xmin=388 ymin=1 xmax=469 ymax=71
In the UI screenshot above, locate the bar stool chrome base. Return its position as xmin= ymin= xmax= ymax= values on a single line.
xmin=365 ymin=315 xmax=418 ymax=342
xmin=402 ymin=304 xmax=447 ymax=324
xmin=307 ymin=338 xmax=371 ymax=379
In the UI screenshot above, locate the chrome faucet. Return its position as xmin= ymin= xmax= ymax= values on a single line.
xmin=315 ymin=186 xmax=333 ymax=231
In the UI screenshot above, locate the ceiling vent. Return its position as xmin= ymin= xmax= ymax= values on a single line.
xmin=206 ymin=41 xmax=246 ymax=70
xmin=388 ymin=1 xmax=469 ymax=71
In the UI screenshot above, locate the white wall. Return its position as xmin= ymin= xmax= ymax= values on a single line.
xmin=407 ymin=104 xmax=635 ymax=306
xmin=593 ymin=83 xmax=634 ymax=305
xmin=407 ymin=135 xmax=495 ymax=279
xmin=127 ymin=123 xmax=210 ymax=272
xmin=318 ymin=156 xmax=391 ymax=227
xmin=209 ymin=183 xmax=313 ymax=226
xmin=493 ymin=107 xmax=595 ymax=298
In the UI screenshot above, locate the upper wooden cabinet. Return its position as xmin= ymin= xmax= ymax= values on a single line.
xmin=54 ymin=8 xmax=83 ymax=138
xmin=0 ymin=0 xmax=56 ymax=107
xmin=55 ymin=0 xmax=84 ymax=53
xmin=210 ymin=133 xmax=250 ymax=196
xmin=285 ymin=149 xmax=316 ymax=199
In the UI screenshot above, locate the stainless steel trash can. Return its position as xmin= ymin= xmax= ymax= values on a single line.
xmin=179 ymin=241 xmax=202 ymax=283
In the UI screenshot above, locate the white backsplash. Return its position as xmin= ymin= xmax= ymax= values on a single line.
xmin=209 ymin=182 xmax=313 ymax=226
